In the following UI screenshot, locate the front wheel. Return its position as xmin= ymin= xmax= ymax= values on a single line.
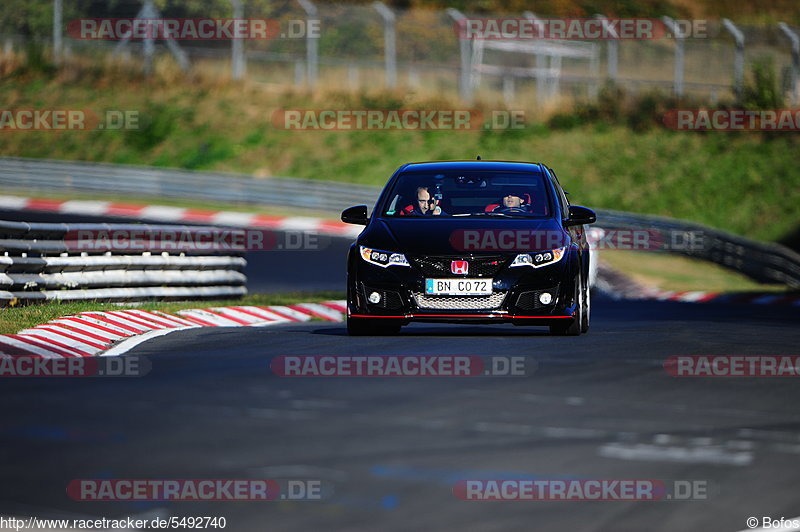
xmin=581 ymin=284 xmax=590 ymax=334
xmin=550 ymin=274 xmax=584 ymax=336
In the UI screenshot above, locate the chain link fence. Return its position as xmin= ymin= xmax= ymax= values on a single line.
xmin=2 ymin=1 xmax=799 ymax=105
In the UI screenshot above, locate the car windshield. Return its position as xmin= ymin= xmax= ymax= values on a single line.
xmin=381 ymin=170 xmax=553 ymax=218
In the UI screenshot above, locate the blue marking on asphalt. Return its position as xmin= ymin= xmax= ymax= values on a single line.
xmin=381 ymin=494 xmax=399 ymax=509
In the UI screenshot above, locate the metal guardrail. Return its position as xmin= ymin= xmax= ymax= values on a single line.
xmin=0 ymin=157 xmax=378 ymax=214
xmin=1 ymin=156 xmax=798 ymax=289
xmin=596 ymin=210 xmax=800 ymax=288
xmin=0 ymin=219 xmax=247 ymax=304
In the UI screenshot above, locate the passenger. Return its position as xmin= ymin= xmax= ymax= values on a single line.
xmin=493 ymin=191 xmax=530 ymax=213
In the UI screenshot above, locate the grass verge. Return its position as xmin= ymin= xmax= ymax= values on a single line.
xmin=0 ymin=66 xmax=797 ymax=243
xmin=600 ymin=251 xmax=789 ymax=293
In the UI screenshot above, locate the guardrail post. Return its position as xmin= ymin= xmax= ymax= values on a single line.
xmin=348 ymin=65 xmax=359 ymax=89
xmin=447 ymin=8 xmax=472 ymax=103
xmin=230 ymin=0 xmax=246 ymax=80
xmin=594 ymin=15 xmax=618 ymax=84
xmin=373 ymin=2 xmax=397 ymax=89
xmin=722 ymin=19 xmax=745 ymax=102
xmin=53 ymin=0 xmax=63 ymax=65
xmin=778 ymin=22 xmax=799 ymax=105
xmin=408 ymin=66 xmax=420 ymax=87
xmin=298 ymin=0 xmax=319 ymax=90
xmin=662 ymin=17 xmax=685 ymax=97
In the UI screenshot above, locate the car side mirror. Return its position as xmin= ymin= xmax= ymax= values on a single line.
xmin=565 ymin=205 xmax=596 ymax=226
xmin=341 ymin=205 xmax=369 ymax=225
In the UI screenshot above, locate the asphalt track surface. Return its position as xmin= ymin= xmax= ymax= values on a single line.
xmin=2 ymin=209 xmax=800 ymax=531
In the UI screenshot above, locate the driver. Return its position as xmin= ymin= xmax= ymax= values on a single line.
xmin=401 ymin=186 xmax=445 ymax=216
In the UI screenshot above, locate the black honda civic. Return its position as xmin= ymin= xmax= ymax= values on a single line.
xmin=341 ymin=160 xmax=597 ymax=336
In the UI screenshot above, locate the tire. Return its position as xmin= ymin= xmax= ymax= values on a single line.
xmin=580 ymin=283 xmax=590 ymax=334
xmin=347 ymin=315 xmax=402 ymax=336
xmin=550 ymin=274 xmax=583 ymax=336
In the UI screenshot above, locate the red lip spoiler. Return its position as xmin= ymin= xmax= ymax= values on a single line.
xmin=349 ymin=314 xmax=574 ymax=319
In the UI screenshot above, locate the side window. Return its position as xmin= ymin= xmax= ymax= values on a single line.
xmin=547 ymin=168 xmax=569 ymax=218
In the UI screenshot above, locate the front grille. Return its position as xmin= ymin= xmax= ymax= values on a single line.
xmin=409 ymin=255 xmax=507 ymax=277
xmin=362 ymin=285 xmax=404 ymax=310
xmin=412 ymin=292 xmax=507 ymax=310
xmin=515 ymin=286 xmax=559 ymax=311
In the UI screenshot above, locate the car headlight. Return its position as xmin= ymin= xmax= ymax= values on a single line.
xmin=359 ymin=246 xmax=410 ymax=268
xmin=510 ymin=247 xmax=566 ymax=268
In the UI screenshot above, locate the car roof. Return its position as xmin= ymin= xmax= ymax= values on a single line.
xmin=399 ymin=160 xmax=547 ymax=174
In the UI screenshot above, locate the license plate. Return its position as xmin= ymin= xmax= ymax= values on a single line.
xmin=425 ymin=278 xmax=493 ymax=295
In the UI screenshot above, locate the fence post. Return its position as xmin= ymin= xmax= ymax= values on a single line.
xmin=662 ymin=16 xmax=685 ymax=97
xmin=298 ymin=0 xmax=319 ymax=90
xmin=373 ymin=2 xmax=397 ymax=89
xmin=163 ymin=36 xmax=191 ymax=73
xmin=778 ymin=22 xmax=799 ymax=105
xmin=230 ymin=0 xmax=246 ymax=79
xmin=142 ymin=0 xmax=157 ymax=76
xmin=447 ymin=8 xmax=471 ymax=102
xmin=53 ymin=0 xmax=63 ymax=65
xmin=594 ymin=15 xmax=618 ymax=84
xmin=722 ymin=19 xmax=744 ymax=102
xmin=588 ymin=43 xmax=599 ymax=98
xmin=523 ymin=11 xmax=548 ymax=106
xmin=111 ymin=1 xmax=189 ymax=75
xmin=502 ymin=77 xmax=515 ymax=105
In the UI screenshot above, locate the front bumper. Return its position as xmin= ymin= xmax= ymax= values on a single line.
xmin=348 ymin=252 xmax=580 ymax=325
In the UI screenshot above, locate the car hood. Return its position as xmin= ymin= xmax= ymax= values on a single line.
xmin=362 ymin=217 xmax=570 ymax=255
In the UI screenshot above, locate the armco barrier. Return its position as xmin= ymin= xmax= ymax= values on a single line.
xmin=594 ymin=210 xmax=800 ymax=288
xmin=0 ymin=220 xmax=246 ymax=305
xmin=1 ymin=156 xmax=798 ymax=288
xmin=0 ymin=157 xmax=378 ymax=214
